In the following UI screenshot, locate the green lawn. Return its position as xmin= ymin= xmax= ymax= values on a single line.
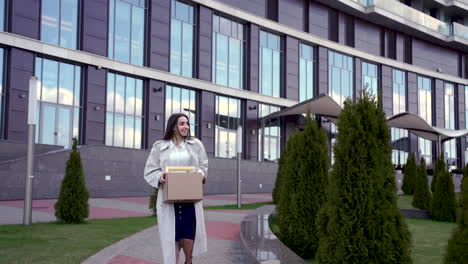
xmin=204 ymin=201 xmax=274 ymax=210
xmin=271 ymin=214 xmax=457 ymax=264
xmin=0 ymin=216 xmax=157 ymax=264
xmin=398 ymin=194 xmax=417 ymax=209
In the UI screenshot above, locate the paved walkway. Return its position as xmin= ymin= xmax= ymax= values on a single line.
xmin=0 ymin=193 xmax=272 ymax=264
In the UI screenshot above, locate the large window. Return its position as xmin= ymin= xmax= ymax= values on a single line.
xmin=391 ymin=69 xmax=408 ymax=166
xmin=259 ymin=31 xmax=281 ymax=97
xmin=259 ymin=104 xmax=281 ymax=161
xmin=0 ymin=49 xmax=4 ymax=139
xmin=418 ymin=76 xmax=433 ymax=166
xmin=106 ymin=73 xmax=143 ymax=149
xmin=465 ymin=86 xmax=468 ymax=165
xmin=0 ymin=0 xmax=5 ymax=31
xmin=165 ymin=85 xmax=197 ymax=135
xmin=362 ymin=61 xmax=378 ymax=97
xmin=444 ymin=83 xmax=457 ymax=169
xmin=328 ymin=51 xmax=353 ymax=163
xmin=212 ymin=15 xmax=244 ymax=89
xmin=35 ymin=58 xmax=81 ymax=148
xmin=108 ymin=0 xmax=145 ymax=65
xmin=329 ymin=51 xmax=353 ymax=105
xmin=41 ymin=0 xmax=79 ymax=49
xmin=215 ymin=95 xmax=242 ymax=158
xmin=299 ymin=43 xmax=314 ymax=102
xmin=170 ymin=0 xmax=194 ymax=77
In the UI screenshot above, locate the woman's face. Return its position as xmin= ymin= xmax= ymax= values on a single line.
xmin=174 ymin=116 xmax=189 ymax=138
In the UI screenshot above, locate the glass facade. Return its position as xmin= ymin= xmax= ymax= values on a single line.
xmin=259 ymin=31 xmax=281 ymax=97
xmin=165 ymin=85 xmax=197 ymax=136
xmin=41 ymin=0 xmax=79 ymax=49
xmin=329 ymin=51 xmax=353 ymax=105
xmin=170 ymin=0 xmax=194 ymax=77
xmin=418 ymin=76 xmax=433 ymax=166
xmin=106 ymin=73 xmax=143 ymax=149
xmin=444 ymin=83 xmax=456 ymax=169
xmin=0 ymin=0 xmax=5 ymax=31
xmin=299 ymin=43 xmax=314 ymax=102
xmin=215 ymin=95 xmax=242 ymax=158
xmin=108 ymin=0 xmax=145 ymax=66
xmin=362 ymin=61 xmax=378 ymax=97
xmin=258 ymin=104 xmax=281 ymax=161
xmin=212 ymin=15 xmax=244 ymax=89
xmin=391 ymin=69 xmax=408 ymax=166
xmin=465 ymin=86 xmax=468 ymax=165
xmin=35 ymin=57 xmax=81 ymax=148
xmin=0 ymin=49 xmax=4 ymax=139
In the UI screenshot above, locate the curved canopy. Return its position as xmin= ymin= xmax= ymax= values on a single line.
xmin=387 ymin=112 xmax=468 ymax=142
xmin=261 ymin=94 xmax=342 ymax=123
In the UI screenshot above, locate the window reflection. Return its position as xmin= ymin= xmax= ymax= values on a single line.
xmin=35 ymin=57 xmax=81 ymax=148
xmin=106 ymin=73 xmax=144 ymax=149
xmin=170 ymin=0 xmax=194 ymax=77
xmin=212 ymin=15 xmax=244 ymax=89
xmin=215 ymin=95 xmax=242 ymax=158
xmin=391 ymin=69 xmax=409 ymax=166
xmin=165 ymin=85 xmax=198 ymax=136
xmin=41 ymin=0 xmax=78 ymax=49
xmin=0 ymin=49 xmax=4 ymax=139
xmin=259 ymin=31 xmax=281 ymax=97
xmin=444 ymin=83 xmax=457 ymax=168
xmin=0 ymin=0 xmax=5 ymax=31
xmin=299 ymin=43 xmax=314 ymax=102
xmin=418 ymin=76 xmax=433 ymax=166
xmin=258 ymin=104 xmax=281 ymax=161
xmin=108 ymin=0 xmax=145 ymax=65
xmin=362 ymin=62 xmax=378 ymax=97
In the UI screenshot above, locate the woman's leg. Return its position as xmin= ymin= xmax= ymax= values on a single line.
xmin=181 ymin=238 xmax=194 ymax=264
xmin=175 ymin=240 xmax=181 ymax=264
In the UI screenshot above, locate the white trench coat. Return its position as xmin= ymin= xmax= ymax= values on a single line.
xmin=144 ymin=138 xmax=208 ymax=264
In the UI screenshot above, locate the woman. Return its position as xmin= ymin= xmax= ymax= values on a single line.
xmin=144 ymin=113 xmax=208 ymax=264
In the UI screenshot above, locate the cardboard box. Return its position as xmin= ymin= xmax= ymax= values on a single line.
xmin=163 ymin=166 xmax=203 ymax=203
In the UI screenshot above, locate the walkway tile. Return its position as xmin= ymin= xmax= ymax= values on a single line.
xmin=107 ymin=254 xmax=159 ymax=264
xmin=205 ymin=220 xmax=240 ymax=241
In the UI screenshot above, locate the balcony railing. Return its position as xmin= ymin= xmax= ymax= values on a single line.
xmin=453 ymin=22 xmax=468 ymax=39
xmin=351 ymin=0 xmax=468 ymax=41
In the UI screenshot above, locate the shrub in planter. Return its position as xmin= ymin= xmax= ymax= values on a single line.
xmin=149 ymin=188 xmax=158 ymax=215
xmin=272 ymin=136 xmax=293 ymax=204
xmin=402 ymin=152 xmax=417 ymax=195
xmin=316 ymin=93 xmax=412 ymax=264
xmin=55 ymin=138 xmax=89 ymax=223
xmin=443 ymin=177 xmax=468 ymax=263
xmin=431 ymin=156 xmax=457 ymax=222
xmin=277 ymin=115 xmax=329 ymax=258
xmin=412 ymin=157 xmax=431 ymax=210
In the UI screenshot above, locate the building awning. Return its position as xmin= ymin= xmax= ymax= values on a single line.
xmin=387 ymin=112 xmax=468 ymax=142
xmin=261 ymin=94 xmax=342 ymax=123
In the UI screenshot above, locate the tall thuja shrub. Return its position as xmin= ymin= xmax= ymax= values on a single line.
xmin=272 ymin=138 xmax=292 ymax=204
xmin=432 ymin=156 xmax=457 ymax=222
xmin=55 ymin=138 xmax=89 ymax=223
xmin=316 ymin=94 xmax=412 ymax=264
xmin=443 ymin=177 xmax=468 ymax=264
xmin=431 ymin=154 xmax=445 ymax=193
xmin=412 ymin=158 xmax=431 ymax=210
xmin=401 ymin=153 xmax=417 ymax=195
xmin=277 ymin=115 xmax=329 ymax=258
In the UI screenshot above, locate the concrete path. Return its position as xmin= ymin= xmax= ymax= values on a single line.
xmin=0 ymin=193 xmax=272 ymax=264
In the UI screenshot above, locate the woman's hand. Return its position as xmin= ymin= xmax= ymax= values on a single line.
xmin=159 ymin=173 xmax=166 ymax=184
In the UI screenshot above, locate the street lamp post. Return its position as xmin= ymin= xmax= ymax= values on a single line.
xmin=24 ymin=76 xmax=37 ymax=226
xmin=237 ymin=126 xmax=242 ymax=209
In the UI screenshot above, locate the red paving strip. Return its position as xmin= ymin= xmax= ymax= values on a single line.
xmin=205 ymin=220 xmax=240 ymax=241
xmin=108 ymin=197 xmax=150 ymax=205
xmin=107 ymin=254 xmax=159 ymax=264
xmin=88 ymin=207 xmax=151 ymax=219
xmin=1 ymin=200 xmax=56 ymax=214
xmin=204 ymin=209 xmax=253 ymax=214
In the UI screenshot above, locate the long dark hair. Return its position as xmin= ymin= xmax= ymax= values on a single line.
xmin=162 ymin=113 xmax=192 ymax=140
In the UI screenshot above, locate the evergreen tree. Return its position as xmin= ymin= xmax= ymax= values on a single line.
xmin=316 ymin=94 xmax=412 ymax=264
xmin=55 ymin=138 xmax=89 ymax=223
xmin=412 ymin=158 xmax=431 ymax=210
xmin=402 ymin=153 xmax=417 ymax=195
xmin=272 ymin=136 xmax=292 ymax=204
xmin=277 ymin=115 xmax=329 ymax=258
xmin=431 ymin=156 xmax=457 ymax=222
xmin=149 ymin=188 xmax=158 ymax=215
xmin=431 ymin=154 xmax=445 ymax=193
xmin=443 ymin=177 xmax=468 ymax=264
